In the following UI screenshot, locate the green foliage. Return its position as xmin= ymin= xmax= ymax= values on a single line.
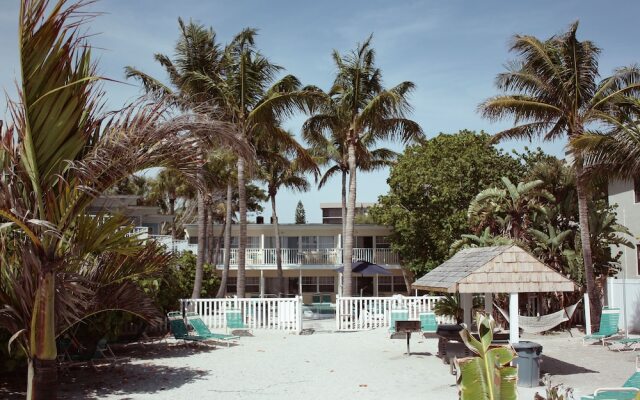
xmin=457 ymin=314 xmax=518 ymax=400
xmin=370 ymin=131 xmax=524 ymax=276
xmin=295 ymin=201 xmax=307 ymax=224
xmin=534 ymin=375 xmax=574 ymax=400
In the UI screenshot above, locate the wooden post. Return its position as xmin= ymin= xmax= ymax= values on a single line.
xmin=509 ymin=292 xmax=519 ymax=344
xmin=461 ymin=293 xmax=472 ymax=328
xmin=484 ymin=293 xmax=493 ymax=316
xmin=584 ymin=292 xmax=592 ymax=336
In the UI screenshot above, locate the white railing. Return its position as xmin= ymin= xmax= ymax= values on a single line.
xmin=180 ymin=297 xmax=303 ymax=332
xmin=335 ymin=295 xmax=455 ymax=331
xmin=130 ymin=226 xmax=149 ymax=239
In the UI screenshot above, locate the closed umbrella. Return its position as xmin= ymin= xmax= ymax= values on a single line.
xmin=336 ymin=260 xmax=391 ymax=296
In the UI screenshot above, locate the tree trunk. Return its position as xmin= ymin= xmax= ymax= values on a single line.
xmin=237 ymin=157 xmax=247 ymax=298
xmin=341 ymin=170 xmax=347 ymax=244
xmin=343 ymin=141 xmax=357 ymax=297
xmin=192 ymin=190 xmax=206 ymax=298
xmin=169 ymin=197 xmax=176 ymax=239
xmin=216 ymin=181 xmax=233 ymax=298
xmin=213 ymin=220 xmax=224 ymax=267
xmin=272 ymin=194 xmax=284 ymax=296
xmin=205 ymin=206 xmax=213 ymax=266
xmin=28 ymin=272 xmax=57 ymax=399
xmin=575 ymin=161 xmax=600 ymax=330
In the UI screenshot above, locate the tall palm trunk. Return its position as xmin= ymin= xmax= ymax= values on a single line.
xmin=271 ymin=194 xmax=284 ymax=296
xmin=216 ymin=181 xmax=234 ymax=298
xmin=169 ymin=197 xmax=176 ymax=238
xmin=28 ymin=272 xmax=57 ymax=400
xmin=205 ymin=206 xmax=213 ymax=266
xmin=192 ymin=190 xmax=206 ymax=298
xmin=212 ymin=219 xmax=224 ymax=266
xmin=343 ymin=140 xmax=357 ymax=296
xmin=575 ymin=161 xmax=600 ymax=330
xmin=341 ymin=170 xmax=347 ymax=245
xmin=237 ymin=157 xmax=247 ymax=298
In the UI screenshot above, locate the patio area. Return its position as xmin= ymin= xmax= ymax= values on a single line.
xmin=2 ymin=324 xmax=635 ymax=399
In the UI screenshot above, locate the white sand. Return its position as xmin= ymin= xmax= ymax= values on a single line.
xmin=54 ymin=322 xmax=637 ymax=400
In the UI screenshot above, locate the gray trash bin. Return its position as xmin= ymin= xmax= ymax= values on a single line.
xmin=512 ymin=341 xmax=543 ymax=387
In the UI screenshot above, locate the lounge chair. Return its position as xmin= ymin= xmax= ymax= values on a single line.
xmin=581 ymin=364 xmax=640 ymax=400
xmin=606 ymin=337 xmax=640 ymax=352
xmin=186 ymin=313 xmax=240 ymax=347
xmin=168 ymin=316 xmax=212 ymax=345
xmin=583 ymin=307 xmax=621 ymax=346
xmin=225 ymin=309 xmax=252 ymax=334
xmin=389 ymin=309 xmax=409 ymax=334
xmin=420 ymin=312 xmax=438 ymax=337
xmin=90 ymin=338 xmax=129 ymax=368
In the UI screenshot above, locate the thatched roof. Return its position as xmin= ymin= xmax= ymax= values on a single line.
xmin=412 ymin=245 xmax=576 ymax=294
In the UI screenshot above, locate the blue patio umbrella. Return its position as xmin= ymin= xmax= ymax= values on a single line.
xmin=336 ymin=260 xmax=391 ymax=276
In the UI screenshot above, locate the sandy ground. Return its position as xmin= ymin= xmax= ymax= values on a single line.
xmin=1 ymin=320 xmax=638 ymax=399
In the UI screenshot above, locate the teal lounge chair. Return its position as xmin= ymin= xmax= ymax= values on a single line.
xmin=583 ymin=307 xmax=621 ymax=346
xmin=168 ymin=317 xmax=211 ymax=345
xmin=581 ymin=369 xmax=640 ymax=399
xmin=420 ymin=312 xmax=438 ymax=337
xmin=225 ymin=309 xmax=252 ymax=334
xmin=607 ymin=337 xmax=640 ymax=352
xmin=389 ymin=309 xmax=409 ymax=334
xmin=186 ymin=313 xmax=240 ymax=347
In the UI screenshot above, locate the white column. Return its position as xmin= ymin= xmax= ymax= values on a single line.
xmin=484 ymin=293 xmax=493 ymax=316
xmin=338 ymin=272 xmax=343 ymax=297
xmin=584 ymin=292 xmax=592 ymax=336
xmin=374 ymin=275 xmax=379 ymax=297
xmin=461 ymin=293 xmax=473 ymax=328
xmin=296 ymin=295 xmax=303 ymax=333
xmin=298 ymin=268 xmax=302 ymax=295
xmin=509 ymin=292 xmax=519 ymax=344
xmin=259 ymin=269 xmax=265 ymax=298
xmin=260 ymin=234 xmax=264 ymax=249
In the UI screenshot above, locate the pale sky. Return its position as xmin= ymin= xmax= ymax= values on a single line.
xmin=1 ymin=1 xmax=639 ymax=222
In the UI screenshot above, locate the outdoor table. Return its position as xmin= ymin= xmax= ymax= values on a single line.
xmin=395 ymin=320 xmax=422 ymax=355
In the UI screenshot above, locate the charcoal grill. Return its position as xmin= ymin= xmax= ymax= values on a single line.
xmin=395 ymin=320 xmax=422 ymax=355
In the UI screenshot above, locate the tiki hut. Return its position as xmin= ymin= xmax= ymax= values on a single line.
xmin=412 ymin=245 xmax=577 ymax=343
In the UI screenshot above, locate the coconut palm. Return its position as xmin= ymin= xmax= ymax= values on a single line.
xmin=468 ymin=177 xmax=555 ymax=241
xmin=0 ymin=1 xmax=246 ymax=397
xmin=322 ymin=36 xmax=423 ymax=296
xmin=256 ymin=130 xmax=318 ymax=295
xmin=478 ymin=22 xmax=640 ymax=327
xmin=148 ymin=169 xmax=191 ymax=238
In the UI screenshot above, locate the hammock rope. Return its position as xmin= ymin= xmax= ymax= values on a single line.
xmin=494 ymin=300 xmax=581 ymax=334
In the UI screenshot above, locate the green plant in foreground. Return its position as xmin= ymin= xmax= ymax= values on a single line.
xmin=457 ymin=313 xmax=518 ymax=400
xmin=534 ymin=374 xmax=574 ymax=400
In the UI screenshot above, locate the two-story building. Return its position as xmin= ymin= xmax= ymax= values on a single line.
xmin=89 ymin=194 xmax=172 ymax=236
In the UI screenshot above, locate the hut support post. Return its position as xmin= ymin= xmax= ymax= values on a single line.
xmin=584 ymin=292 xmax=592 ymax=336
xmin=509 ymin=292 xmax=519 ymax=344
xmin=461 ymin=293 xmax=472 ymax=327
xmin=484 ymin=293 xmax=493 ymax=316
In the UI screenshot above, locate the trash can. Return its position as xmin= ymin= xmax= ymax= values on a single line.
xmin=512 ymin=341 xmax=543 ymax=387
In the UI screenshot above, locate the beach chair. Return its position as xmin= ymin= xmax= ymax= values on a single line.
xmin=420 ymin=312 xmax=438 ymax=338
xmin=168 ymin=316 xmax=211 ymax=345
xmin=606 ymin=337 xmax=640 ymax=351
xmin=321 ymin=294 xmax=332 ymax=304
xmin=583 ymin=307 xmax=621 ymax=346
xmin=90 ymin=338 xmax=129 ymax=369
xmin=389 ymin=309 xmax=409 ymax=334
xmin=581 ymin=371 xmax=640 ymax=399
xmin=225 ymin=309 xmax=252 ymax=334
xmin=186 ymin=313 xmax=240 ymax=347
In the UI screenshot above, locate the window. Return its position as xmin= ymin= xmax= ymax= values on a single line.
xmin=376 ymin=236 xmax=391 ymax=249
xmin=247 ymin=236 xmax=260 ymax=248
xmin=227 ymin=277 xmax=237 ymax=293
xmin=318 ymin=236 xmax=336 ymax=249
xmin=283 ymin=236 xmax=299 ymax=250
xmin=393 ymin=276 xmax=407 ymax=293
xmin=246 ymin=277 xmax=260 ymax=293
xmin=301 ymin=236 xmax=318 ymax=250
xmin=302 ymin=276 xmax=317 ymax=293
xmin=635 ymin=178 xmax=640 ymax=203
xmin=378 ymin=276 xmax=392 ymax=292
xmin=318 ymin=276 xmax=335 ymax=292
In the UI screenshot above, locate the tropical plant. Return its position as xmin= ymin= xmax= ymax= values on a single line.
xmin=457 ymin=314 xmax=518 ymax=400
xmin=0 ymin=1 xmax=244 ymax=397
xmin=256 ymin=131 xmax=317 ymax=295
xmin=295 ymin=200 xmax=307 ymax=224
xmin=468 ymin=177 xmax=555 ymax=241
xmin=479 ymin=21 xmax=640 ymax=328
xmin=148 ymin=168 xmax=191 ymax=237
xmin=529 ymin=224 xmax=574 ymax=272
xmin=450 ymin=227 xmax=514 ymax=255
xmin=320 ymin=35 xmax=423 ymax=296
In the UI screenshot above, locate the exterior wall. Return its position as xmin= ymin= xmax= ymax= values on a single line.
xmin=607 ymin=277 xmax=640 ymax=333
xmin=608 ymin=179 xmax=640 ymax=278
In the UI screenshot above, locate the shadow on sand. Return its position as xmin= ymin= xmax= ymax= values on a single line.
xmin=541 ymin=355 xmax=597 ymax=375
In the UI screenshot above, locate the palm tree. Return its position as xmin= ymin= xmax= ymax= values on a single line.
xmin=324 ymin=36 xmax=423 ymax=296
xmin=148 ymin=169 xmax=190 ymax=238
xmin=468 ymin=177 xmax=554 ymax=241
xmin=256 ymin=131 xmax=318 ymax=295
xmin=478 ymin=22 xmax=640 ymax=328
xmin=0 ymin=2 xmax=245 ymax=397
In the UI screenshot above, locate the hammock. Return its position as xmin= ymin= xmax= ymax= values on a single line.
xmin=494 ymin=300 xmax=581 ymax=334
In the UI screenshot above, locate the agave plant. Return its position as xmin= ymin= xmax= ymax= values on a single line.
xmin=457 ymin=314 xmax=518 ymax=400
xmin=0 ymin=1 xmax=245 ymax=398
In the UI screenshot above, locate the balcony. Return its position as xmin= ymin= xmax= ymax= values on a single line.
xmin=214 ymin=248 xmax=399 ymax=267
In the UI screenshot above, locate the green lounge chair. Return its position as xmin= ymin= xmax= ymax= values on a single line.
xmin=168 ymin=317 xmax=211 ymax=345
xmin=321 ymin=294 xmax=332 ymax=304
xmin=420 ymin=312 xmax=438 ymax=337
xmin=225 ymin=309 xmax=252 ymax=334
xmin=389 ymin=309 xmax=409 ymax=334
xmin=607 ymin=337 xmax=640 ymax=352
xmin=186 ymin=313 xmax=240 ymax=346
xmin=583 ymin=307 xmax=621 ymax=346
xmin=581 ymin=370 xmax=640 ymax=399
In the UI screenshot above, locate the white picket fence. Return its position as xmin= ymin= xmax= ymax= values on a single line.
xmin=180 ymin=297 xmax=303 ymax=332
xmin=335 ymin=295 xmax=454 ymax=331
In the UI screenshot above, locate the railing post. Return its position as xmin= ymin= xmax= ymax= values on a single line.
xmin=297 ymin=296 xmax=303 ymax=333
xmin=336 ymin=295 xmax=341 ymax=331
